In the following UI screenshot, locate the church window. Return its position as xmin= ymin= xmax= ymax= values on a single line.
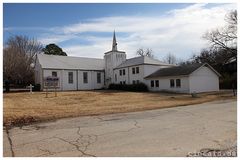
xmin=123 ymin=69 xmax=125 ymax=75
xmin=176 ymin=79 xmax=181 ymax=87
xmin=83 ymin=72 xmax=88 ymax=83
xmin=97 ymin=72 xmax=101 ymax=83
xmin=132 ymin=80 xmax=136 ymax=84
xmin=68 ymin=72 xmax=73 ymax=84
xmin=123 ymin=81 xmax=126 ymax=84
xmin=136 ymin=80 xmax=140 ymax=84
xmin=151 ymin=80 xmax=154 ymax=87
xmin=120 ymin=70 xmax=122 ymax=76
xmin=136 ymin=67 xmax=139 ymax=74
xmin=155 ymin=80 xmax=159 ymax=87
xmin=132 ymin=68 xmax=135 ymax=74
xmin=52 ymin=71 xmax=57 ymax=77
xmin=170 ymin=79 xmax=175 ymax=88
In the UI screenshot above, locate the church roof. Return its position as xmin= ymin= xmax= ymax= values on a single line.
xmin=145 ymin=63 xmax=221 ymax=78
xmin=115 ymin=56 xmax=174 ymax=69
xmin=37 ymin=54 xmax=104 ymax=70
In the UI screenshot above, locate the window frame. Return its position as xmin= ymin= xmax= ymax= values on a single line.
xmin=176 ymin=79 xmax=181 ymax=88
xmin=151 ymin=80 xmax=154 ymax=87
xmin=155 ymin=80 xmax=159 ymax=87
xmin=97 ymin=72 xmax=101 ymax=84
xmin=83 ymin=72 xmax=88 ymax=84
xmin=136 ymin=67 xmax=139 ymax=74
xmin=132 ymin=68 xmax=135 ymax=74
xmin=170 ymin=79 xmax=175 ymax=88
xmin=52 ymin=71 xmax=57 ymax=77
xmin=68 ymin=72 xmax=73 ymax=84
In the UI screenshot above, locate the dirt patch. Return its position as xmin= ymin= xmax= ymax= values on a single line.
xmin=3 ymin=90 xmax=236 ymax=127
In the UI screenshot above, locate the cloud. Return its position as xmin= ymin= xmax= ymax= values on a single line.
xmin=59 ymin=3 xmax=236 ymax=60
xmin=7 ymin=3 xmax=236 ymax=60
xmin=38 ymin=34 xmax=77 ymax=45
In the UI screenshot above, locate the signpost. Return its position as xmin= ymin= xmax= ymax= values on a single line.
xmin=44 ymin=76 xmax=59 ymax=98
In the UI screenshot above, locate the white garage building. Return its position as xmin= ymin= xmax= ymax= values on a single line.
xmin=35 ymin=31 xmax=220 ymax=93
xmin=145 ymin=63 xmax=221 ymax=93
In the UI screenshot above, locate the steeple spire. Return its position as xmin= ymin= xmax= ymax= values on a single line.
xmin=112 ymin=30 xmax=118 ymax=51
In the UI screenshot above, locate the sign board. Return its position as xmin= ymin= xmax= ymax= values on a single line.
xmin=44 ymin=76 xmax=59 ymax=88
xmin=43 ymin=76 xmax=60 ymax=97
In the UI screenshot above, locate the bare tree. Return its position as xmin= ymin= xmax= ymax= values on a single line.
xmin=203 ymin=10 xmax=237 ymax=58
xmin=136 ymin=48 xmax=154 ymax=58
xmin=163 ymin=53 xmax=177 ymax=64
xmin=6 ymin=35 xmax=43 ymax=62
xmin=3 ymin=35 xmax=43 ymax=86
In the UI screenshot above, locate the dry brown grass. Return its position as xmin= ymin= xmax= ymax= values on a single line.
xmin=3 ymin=90 xmax=235 ymax=126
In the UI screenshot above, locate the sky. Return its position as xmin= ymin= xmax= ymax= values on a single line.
xmin=3 ymin=3 xmax=237 ymax=61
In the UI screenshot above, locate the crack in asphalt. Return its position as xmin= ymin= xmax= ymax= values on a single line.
xmin=36 ymin=146 xmax=75 ymax=157
xmin=6 ymin=119 xmax=141 ymax=157
xmin=75 ymin=127 xmax=98 ymax=154
xmin=98 ymin=120 xmax=141 ymax=137
xmin=5 ymin=128 xmax=15 ymax=157
xmin=53 ymin=127 xmax=97 ymax=157
xmin=37 ymin=146 xmax=55 ymax=156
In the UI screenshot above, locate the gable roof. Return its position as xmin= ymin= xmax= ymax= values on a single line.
xmin=37 ymin=54 xmax=104 ymax=70
xmin=145 ymin=63 xmax=221 ymax=79
xmin=115 ymin=56 xmax=174 ymax=69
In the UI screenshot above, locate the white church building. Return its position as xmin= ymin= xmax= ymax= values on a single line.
xmin=35 ymin=32 xmax=220 ymax=93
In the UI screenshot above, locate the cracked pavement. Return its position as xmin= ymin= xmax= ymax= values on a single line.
xmin=3 ymin=99 xmax=236 ymax=157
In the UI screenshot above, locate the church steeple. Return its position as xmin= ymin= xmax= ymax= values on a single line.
xmin=112 ymin=30 xmax=118 ymax=51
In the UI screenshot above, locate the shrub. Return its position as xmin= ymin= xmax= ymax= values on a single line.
xmin=108 ymin=83 xmax=148 ymax=92
xmin=33 ymin=84 xmax=41 ymax=91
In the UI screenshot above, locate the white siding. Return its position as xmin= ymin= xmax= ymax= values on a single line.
xmin=189 ymin=66 xmax=219 ymax=93
xmin=113 ymin=64 xmax=170 ymax=85
xmin=34 ymin=58 xmax=43 ymax=88
xmin=147 ymin=76 xmax=190 ymax=93
xmin=41 ymin=69 xmax=104 ymax=91
xmin=104 ymin=51 xmax=126 ymax=86
xmin=113 ymin=68 xmax=129 ymax=84
xmin=91 ymin=71 xmax=105 ymax=89
xmin=62 ymin=70 xmax=77 ymax=91
xmin=77 ymin=71 xmax=104 ymax=90
xmin=114 ymin=65 xmax=146 ymax=84
xmin=129 ymin=65 xmax=144 ymax=84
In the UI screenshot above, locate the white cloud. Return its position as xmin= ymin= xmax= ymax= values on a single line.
xmin=38 ymin=34 xmax=78 ymax=45
xmin=37 ymin=3 xmax=237 ymax=60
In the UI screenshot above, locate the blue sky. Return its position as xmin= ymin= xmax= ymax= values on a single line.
xmin=3 ymin=3 xmax=236 ymax=60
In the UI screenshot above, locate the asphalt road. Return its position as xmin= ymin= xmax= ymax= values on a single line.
xmin=3 ymin=99 xmax=237 ymax=157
